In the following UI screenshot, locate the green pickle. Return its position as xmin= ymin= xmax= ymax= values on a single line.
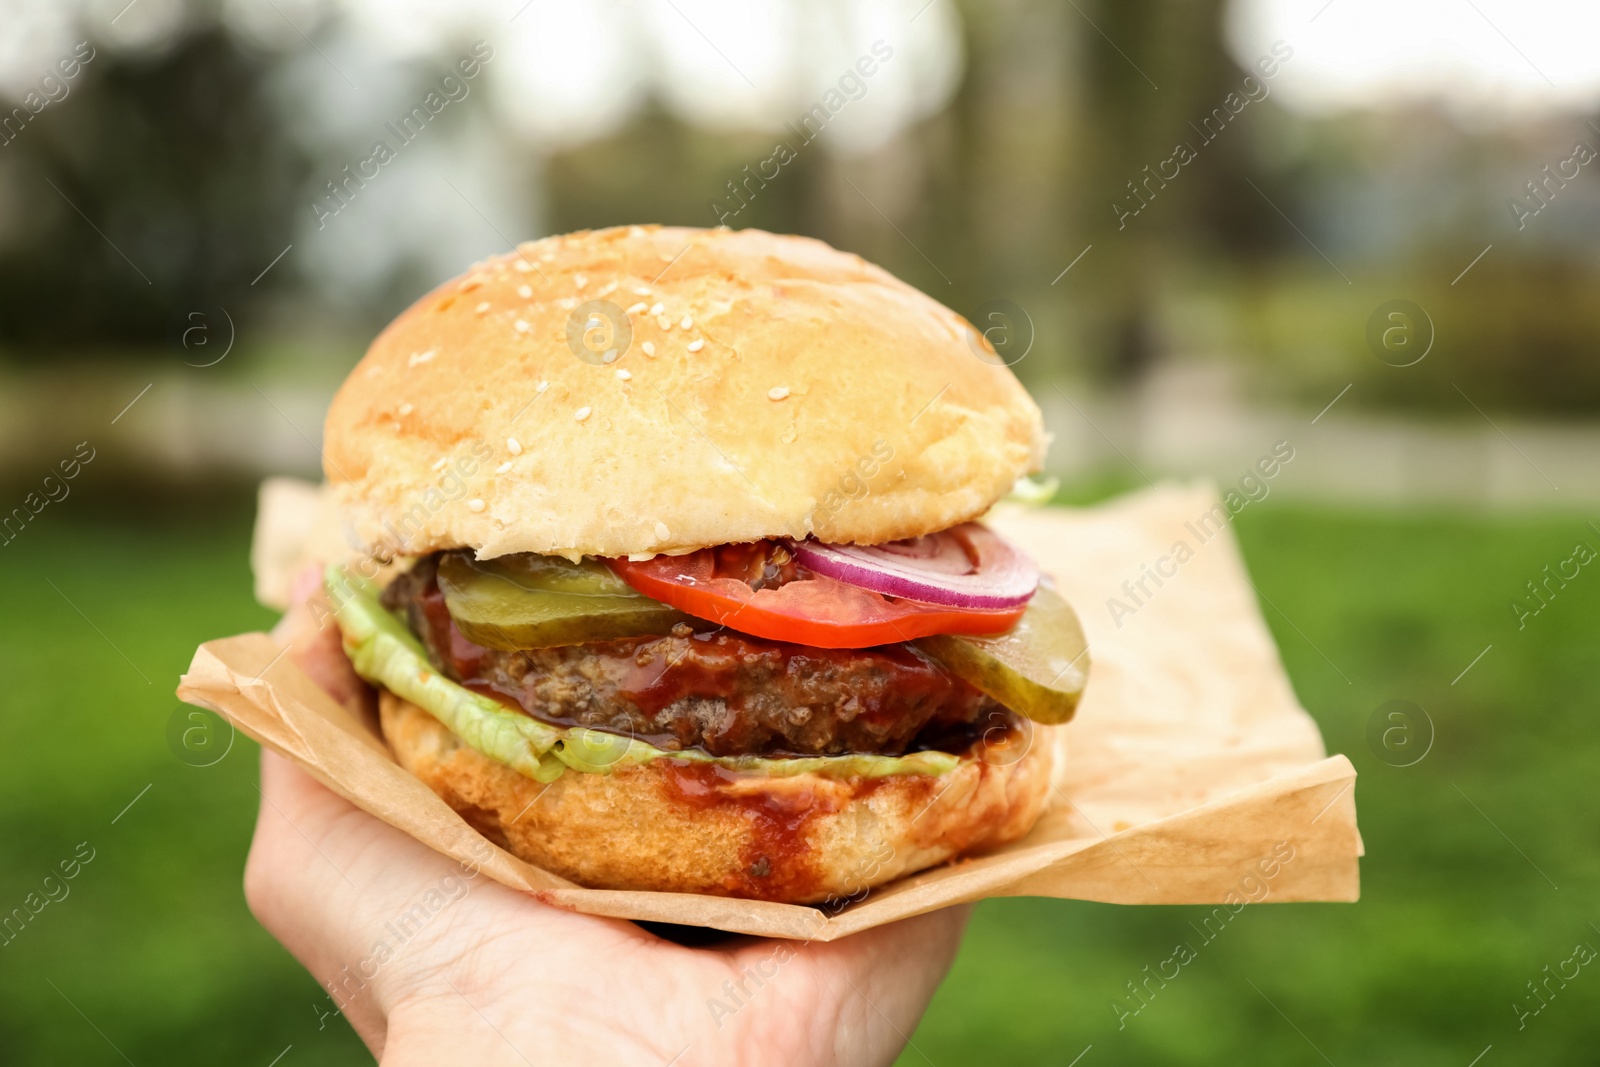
xmin=435 ymin=550 xmax=689 ymax=649
xmin=915 ymin=580 xmax=1090 ymax=725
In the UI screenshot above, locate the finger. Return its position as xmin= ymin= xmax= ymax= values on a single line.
xmin=830 ymin=902 xmax=971 ymax=1019
xmin=289 ymin=561 xmax=324 ymax=605
xmin=248 ymin=749 xmax=500 ymax=954
xmin=248 ymin=749 xmax=527 ymax=1050
xmin=831 ymin=905 xmax=971 ymax=1067
xmin=246 ymin=750 xmax=408 ymax=1048
xmin=723 ymin=904 xmax=970 ymax=1066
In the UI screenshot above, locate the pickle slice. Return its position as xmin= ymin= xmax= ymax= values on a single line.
xmin=915 ymin=580 xmax=1089 ymax=725
xmin=436 ymin=551 xmax=689 ymax=650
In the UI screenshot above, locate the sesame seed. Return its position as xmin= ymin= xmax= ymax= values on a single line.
xmin=625 ymin=302 xmax=647 ymax=315
xmin=648 ymin=302 xmax=664 ymax=316
xmin=687 ymin=339 xmax=705 ymax=352
xmin=432 ymin=456 xmax=449 ymax=471
xmin=575 ymin=274 xmax=587 ymax=288
xmin=768 ymin=386 xmax=790 ymax=401
xmin=517 ymin=285 xmax=532 ymax=299
xmin=514 ymin=320 xmax=531 ymax=333
xmin=398 ymin=402 xmax=414 ymax=415
xmin=514 ymin=260 xmax=534 ymax=272
xmin=598 ymin=280 xmax=618 ymax=296
xmin=655 ymin=521 xmax=671 ymax=540
xmin=408 ymin=349 xmax=435 ymax=366
xmin=679 ymin=315 xmax=693 ymax=330
xmin=574 ymin=406 xmax=592 ymax=421
xmin=632 ymin=285 xmax=651 ymax=296
xmin=467 ymin=498 xmax=486 ymax=512
xmin=506 ymin=437 xmax=522 ymax=455
xmin=495 ymin=461 xmax=513 ymax=474
xmin=628 ymin=226 xmax=646 ymax=238
xmin=616 ymin=369 xmax=632 ymax=380
xmin=537 ymin=380 xmax=549 ymax=392
xmin=641 ymin=342 xmax=656 ymax=357
xmin=656 ymin=315 xmax=672 ymax=330
xmin=474 ymin=301 xmax=491 ymax=314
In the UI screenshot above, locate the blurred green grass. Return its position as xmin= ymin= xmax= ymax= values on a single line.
xmin=2 ymin=487 xmax=1596 ymax=1064
xmin=0 ymin=489 xmax=367 ymax=1065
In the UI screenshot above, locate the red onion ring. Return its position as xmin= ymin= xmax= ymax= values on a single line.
xmin=791 ymin=523 xmax=1038 ymax=609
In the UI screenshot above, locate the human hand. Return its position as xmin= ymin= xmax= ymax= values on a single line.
xmin=244 ymin=577 xmax=970 ymax=1066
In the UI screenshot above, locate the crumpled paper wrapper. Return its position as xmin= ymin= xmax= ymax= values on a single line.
xmin=178 ymin=479 xmax=1360 ymax=939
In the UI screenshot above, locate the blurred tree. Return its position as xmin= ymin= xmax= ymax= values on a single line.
xmin=1073 ymin=0 xmax=1275 ymax=384
xmin=0 ymin=28 xmax=310 ymax=354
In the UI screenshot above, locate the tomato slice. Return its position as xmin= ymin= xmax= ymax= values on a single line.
xmin=605 ymin=543 xmax=1026 ymax=649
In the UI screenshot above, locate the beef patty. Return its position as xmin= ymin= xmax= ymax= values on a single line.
xmin=381 ymin=556 xmax=1008 ymax=758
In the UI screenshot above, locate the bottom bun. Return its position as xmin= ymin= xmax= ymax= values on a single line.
xmin=379 ymin=691 xmax=1056 ymax=904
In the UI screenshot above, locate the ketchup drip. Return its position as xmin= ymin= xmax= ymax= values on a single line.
xmin=657 ymin=761 xmax=845 ymax=901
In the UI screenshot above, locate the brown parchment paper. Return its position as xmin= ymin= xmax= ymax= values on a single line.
xmin=178 ymin=480 xmax=1361 ymax=940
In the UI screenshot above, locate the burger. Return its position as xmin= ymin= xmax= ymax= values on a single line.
xmin=319 ymin=225 xmax=1089 ymax=905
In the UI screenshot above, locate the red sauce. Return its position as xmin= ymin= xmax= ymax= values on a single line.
xmin=658 ymin=760 xmax=840 ymax=901
xmin=461 ymin=681 xmax=528 ymax=713
xmin=703 ymin=540 xmax=803 ymax=591
xmin=417 ymin=582 xmax=488 ymax=679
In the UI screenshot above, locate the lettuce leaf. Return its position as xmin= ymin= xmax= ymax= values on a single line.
xmin=324 ymin=565 xmax=960 ymax=783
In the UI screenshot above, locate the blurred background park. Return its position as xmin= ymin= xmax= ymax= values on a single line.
xmin=2 ymin=0 xmax=1597 ymax=1062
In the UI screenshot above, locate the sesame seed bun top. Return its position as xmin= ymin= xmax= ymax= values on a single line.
xmin=323 ymin=225 xmax=1047 ymax=560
